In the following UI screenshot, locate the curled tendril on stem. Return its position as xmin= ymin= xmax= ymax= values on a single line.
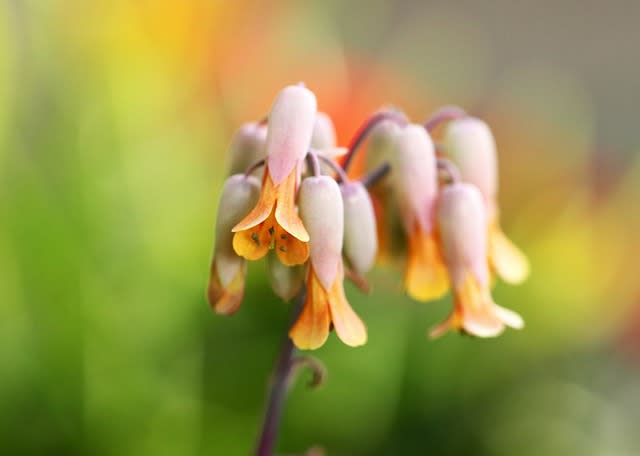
xmin=289 ymin=355 xmax=327 ymax=389
xmin=436 ymin=158 xmax=461 ymax=185
xmin=342 ymin=109 xmax=408 ymax=172
xmin=423 ymin=105 xmax=467 ymax=132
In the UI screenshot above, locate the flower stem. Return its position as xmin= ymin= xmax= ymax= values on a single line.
xmin=423 ymin=105 xmax=466 ymax=132
xmin=255 ymin=291 xmax=306 ymax=456
xmin=342 ymin=110 xmax=407 ymax=172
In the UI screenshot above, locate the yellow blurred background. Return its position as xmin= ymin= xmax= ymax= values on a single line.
xmin=1 ymin=1 xmax=639 ymax=454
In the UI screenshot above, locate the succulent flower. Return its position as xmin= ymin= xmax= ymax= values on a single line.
xmin=227 ymin=121 xmax=267 ymax=176
xmin=341 ymin=181 xmax=378 ymax=275
xmin=207 ymin=174 xmax=261 ymax=315
xmin=311 ymin=112 xmax=337 ymax=150
xmin=232 ymin=84 xmax=316 ymax=265
xmin=430 ymin=183 xmax=524 ymax=337
xmin=289 ymin=175 xmax=367 ymax=349
xmin=391 ymin=124 xmax=448 ymax=301
xmin=443 ymin=117 xmax=530 ymax=284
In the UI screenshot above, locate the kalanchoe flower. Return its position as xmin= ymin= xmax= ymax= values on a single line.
xmin=341 ymin=181 xmax=378 ymax=275
xmin=443 ymin=117 xmax=530 ymax=284
xmin=311 ymin=112 xmax=337 ymax=150
xmin=392 ymin=124 xmax=448 ymax=301
xmin=364 ymin=117 xmax=403 ymax=176
xmin=232 ymin=85 xmax=317 ymax=266
xmin=267 ymin=251 xmax=305 ymax=301
xmin=289 ymin=175 xmax=367 ymax=350
xmin=207 ymin=174 xmax=261 ymax=315
xmin=227 ymin=121 xmax=267 ymax=176
xmin=431 ymin=183 xmax=524 ymax=338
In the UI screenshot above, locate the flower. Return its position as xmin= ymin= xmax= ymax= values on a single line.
xmin=226 ymin=121 xmax=267 ymax=176
xmin=207 ymin=174 xmax=261 ymax=315
xmin=392 ymin=124 xmax=448 ymax=301
xmin=311 ymin=112 xmax=337 ymax=150
xmin=443 ymin=117 xmax=529 ymax=284
xmin=430 ymin=183 xmax=524 ymax=337
xmin=289 ymin=175 xmax=367 ymax=349
xmin=341 ymin=181 xmax=378 ymax=275
xmin=361 ymin=117 xmax=404 ymax=262
xmin=232 ymin=84 xmax=316 ymax=266
xmin=267 ymin=251 xmax=305 ymax=301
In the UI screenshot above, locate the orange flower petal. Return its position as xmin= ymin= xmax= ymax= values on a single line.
xmin=274 ymin=170 xmax=309 ymax=242
xmin=489 ymin=223 xmax=530 ymax=284
xmin=289 ymin=269 xmax=330 ymax=350
xmin=232 ymin=171 xmax=278 ymax=233
xmin=456 ymin=273 xmax=503 ymax=337
xmin=207 ymin=261 xmax=246 ymax=315
xmin=274 ymin=225 xmax=309 ymax=265
xmin=429 ymin=309 xmax=461 ymax=339
xmin=232 ymin=213 xmax=273 ymax=261
xmin=405 ymin=224 xmax=449 ymax=301
xmin=327 ymin=263 xmax=367 ymax=347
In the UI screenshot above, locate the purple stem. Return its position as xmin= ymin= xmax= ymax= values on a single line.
xmin=342 ymin=110 xmax=407 ymax=172
xmin=361 ymin=161 xmax=391 ymax=188
xmin=255 ymin=291 xmax=306 ymax=456
xmin=423 ymin=106 xmax=467 ymax=132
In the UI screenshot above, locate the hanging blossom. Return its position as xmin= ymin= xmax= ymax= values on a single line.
xmin=289 ymin=174 xmax=368 ymax=349
xmin=232 ymin=84 xmax=316 ymax=266
xmin=207 ymin=84 xmax=529 ymax=347
xmin=430 ymin=183 xmax=524 ymax=337
xmin=390 ymin=124 xmax=448 ymax=301
xmin=442 ymin=117 xmax=530 ymax=284
xmin=207 ymin=84 xmax=376 ymax=349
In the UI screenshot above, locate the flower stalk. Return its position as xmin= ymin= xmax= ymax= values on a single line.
xmin=342 ymin=109 xmax=408 ymax=172
xmin=256 ymin=290 xmax=306 ymax=456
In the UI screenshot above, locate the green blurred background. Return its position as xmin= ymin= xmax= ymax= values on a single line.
xmin=1 ymin=1 xmax=639 ymax=454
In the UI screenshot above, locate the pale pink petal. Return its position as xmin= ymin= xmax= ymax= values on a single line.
xmin=298 ymin=176 xmax=343 ymax=290
xmin=266 ymin=85 xmax=317 ymax=184
xmin=392 ymin=124 xmax=438 ymax=233
xmin=443 ymin=117 xmax=498 ymax=203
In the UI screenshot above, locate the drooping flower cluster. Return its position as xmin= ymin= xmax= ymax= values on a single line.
xmin=207 ymin=84 xmax=529 ymax=349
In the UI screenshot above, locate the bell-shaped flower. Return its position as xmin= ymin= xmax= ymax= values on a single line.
xmin=267 ymin=251 xmax=305 ymax=301
xmin=430 ymin=183 xmax=524 ymax=337
xmin=207 ymin=174 xmax=261 ymax=315
xmin=392 ymin=124 xmax=448 ymax=301
xmin=443 ymin=117 xmax=529 ymax=284
xmin=232 ymin=85 xmax=316 ymax=266
xmin=361 ymin=117 xmax=403 ymax=262
xmin=364 ymin=117 xmax=403 ymax=176
xmin=341 ymin=181 xmax=378 ymax=275
xmin=289 ymin=176 xmax=367 ymax=350
xmin=311 ymin=112 xmax=337 ymax=150
xmin=226 ymin=121 xmax=267 ymax=176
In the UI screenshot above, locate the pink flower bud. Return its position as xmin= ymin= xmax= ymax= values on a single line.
xmin=443 ymin=117 xmax=498 ymax=217
xmin=227 ymin=122 xmax=267 ymax=176
xmin=311 ymin=112 xmax=337 ymax=150
xmin=392 ymin=124 xmax=448 ymax=301
xmin=208 ymin=174 xmax=261 ymax=314
xmin=443 ymin=117 xmax=530 ymax=285
xmin=267 ymin=251 xmax=304 ymax=301
xmin=266 ymin=85 xmax=317 ymax=184
xmin=341 ymin=182 xmax=378 ymax=274
xmin=365 ymin=118 xmax=402 ymax=174
xmin=392 ymin=124 xmax=438 ymax=233
xmin=298 ymin=175 xmax=343 ymax=290
xmin=437 ymin=183 xmax=488 ymax=287
xmin=434 ymin=182 xmax=523 ymax=338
